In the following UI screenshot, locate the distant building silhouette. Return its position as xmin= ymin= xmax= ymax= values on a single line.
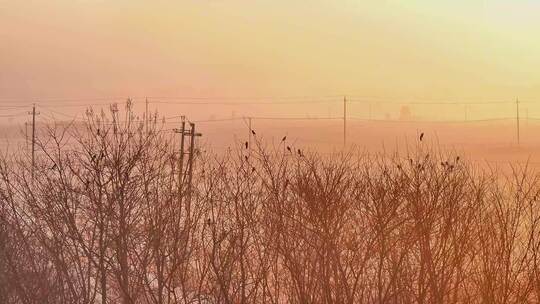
xmin=399 ymin=105 xmax=412 ymax=121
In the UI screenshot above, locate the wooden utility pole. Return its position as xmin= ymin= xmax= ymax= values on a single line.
xmin=110 ymin=103 xmax=119 ymax=134
xmin=516 ymin=98 xmax=520 ymax=145
xmin=177 ymin=117 xmax=186 ymax=196
xmin=248 ymin=117 xmax=253 ymax=151
xmin=28 ymin=104 xmax=40 ymax=180
xmin=25 ymin=122 xmax=29 ymax=150
xmin=145 ymin=98 xmax=149 ymax=135
xmin=343 ymin=96 xmax=347 ymax=147
xmin=173 ymin=119 xmax=201 ymax=204
xmin=187 ymin=122 xmax=198 ymax=203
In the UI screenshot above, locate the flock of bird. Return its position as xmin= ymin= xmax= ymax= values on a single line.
xmin=62 ymin=128 xmax=460 ymax=177
xmin=244 ymin=129 xmax=304 ymax=157
xmin=394 ymin=132 xmax=461 ymax=172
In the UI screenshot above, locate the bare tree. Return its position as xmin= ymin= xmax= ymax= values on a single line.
xmin=2 ymin=104 xmax=540 ymax=304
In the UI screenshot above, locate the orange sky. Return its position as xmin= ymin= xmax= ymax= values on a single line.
xmin=1 ymin=1 xmax=539 ymax=119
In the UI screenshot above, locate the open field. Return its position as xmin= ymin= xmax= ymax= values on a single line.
xmin=3 ymin=117 xmax=540 ymax=166
xmin=196 ymin=119 xmax=540 ymax=168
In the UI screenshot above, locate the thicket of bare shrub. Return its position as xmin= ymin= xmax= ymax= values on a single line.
xmin=1 ymin=105 xmax=540 ymax=303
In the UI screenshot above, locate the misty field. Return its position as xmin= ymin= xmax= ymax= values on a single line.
xmin=2 ymin=106 xmax=540 ymax=304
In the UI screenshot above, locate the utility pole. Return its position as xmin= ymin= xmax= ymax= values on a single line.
xmin=187 ymin=122 xmax=199 ymax=204
xmin=343 ymin=96 xmax=347 ymax=147
xmin=248 ymin=117 xmax=253 ymax=152
xmin=516 ymin=98 xmax=520 ymax=145
xmin=175 ymin=117 xmax=186 ymax=197
xmin=28 ymin=104 xmax=40 ymax=180
xmin=173 ymin=119 xmax=202 ymax=204
xmin=25 ymin=122 xmax=29 ymax=150
xmin=110 ymin=103 xmax=119 ymax=134
xmin=145 ymin=98 xmax=149 ymax=135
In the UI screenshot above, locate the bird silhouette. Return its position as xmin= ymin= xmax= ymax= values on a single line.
xmin=245 ymin=141 xmax=249 ymax=149
xmin=282 ymin=136 xmax=287 ymax=142
xmin=297 ymin=149 xmax=303 ymax=157
xmin=286 ymin=146 xmax=291 ymax=152
xmin=245 ymin=155 xmax=248 ymax=161
xmin=252 ymin=167 xmax=256 ymax=173
xmin=420 ymin=133 xmax=424 ymax=141
xmin=251 ymin=130 xmax=256 ymax=135
xmin=456 ymin=156 xmax=460 ymax=162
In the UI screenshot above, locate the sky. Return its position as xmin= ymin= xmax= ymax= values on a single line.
xmin=1 ymin=0 xmax=539 ymax=119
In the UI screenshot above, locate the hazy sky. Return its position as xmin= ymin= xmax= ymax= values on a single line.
xmin=1 ymin=0 xmax=539 ymax=118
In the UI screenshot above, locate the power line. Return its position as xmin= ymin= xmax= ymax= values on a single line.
xmin=347 ymin=99 xmax=523 ymax=105
xmin=248 ymin=116 xmax=343 ymax=121
xmin=148 ymin=99 xmax=339 ymax=105
xmin=0 ymin=112 xmax=28 ymax=118
xmin=145 ymin=95 xmax=342 ymax=100
xmin=2 ymin=96 xmax=539 ymax=110
xmin=0 ymin=97 xmax=126 ymax=103
xmin=191 ymin=117 xmax=244 ymax=123
xmin=348 ymin=117 xmax=517 ymax=123
xmin=40 ymin=106 xmax=83 ymax=120
xmin=347 ymin=95 xmax=536 ymax=104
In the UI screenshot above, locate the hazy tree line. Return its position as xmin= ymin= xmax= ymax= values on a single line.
xmin=1 ymin=104 xmax=540 ymax=303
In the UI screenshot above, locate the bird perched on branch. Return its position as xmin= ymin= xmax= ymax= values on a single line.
xmin=420 ymin=132 xmax=424 ymax=141
xmin=286 ymin=146 xmax=291 ymax=152
xmin=251 ymin=130 xmax=256 ymax=135
xmin=245 ymin=141 xmax=249 ymax=149
xmin=282 ymin=136 xmax=287 ymax=142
